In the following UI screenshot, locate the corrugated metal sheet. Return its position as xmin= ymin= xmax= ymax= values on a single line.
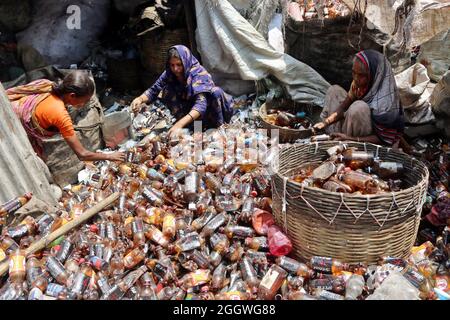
xmin=0 ymin=84 xmax=57 ymax=205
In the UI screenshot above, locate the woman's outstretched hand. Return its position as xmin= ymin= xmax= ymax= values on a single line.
xmin=130 ymin=97 xmax=144 ymax=114
xmin=107 ymin=151 xmax=126 ymax=162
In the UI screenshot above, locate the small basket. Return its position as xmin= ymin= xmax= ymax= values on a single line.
xmin=140 ymin=28 xmax=190 ymax=74
xmin=258 ymin=99 xmax=322 ymax=143
xmin=271 ymin=141 xmax=429 ymax=264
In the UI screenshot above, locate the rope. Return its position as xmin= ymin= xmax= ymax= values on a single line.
xmin=329 ymin=193 xmax=345 ymax=225
xmin=299 ymin=185 xmax=331 ymax=223
xmin=380 ymin=192 xmax=399 ymax=229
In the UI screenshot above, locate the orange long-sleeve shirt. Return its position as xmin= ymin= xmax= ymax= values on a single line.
xmin=34 ymin=94 xmax=75 ymax=138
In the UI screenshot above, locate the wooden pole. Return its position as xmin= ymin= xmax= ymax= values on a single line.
xmin=0 ymin=192 xmax=119 ymax=277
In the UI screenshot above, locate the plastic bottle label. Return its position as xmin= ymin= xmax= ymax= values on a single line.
xmin=311 ymin=256 xmax=333 ymax=273
xmin=9 ymin=255 xmax=26 ymax=273
xmin=260 ymin=268 xmax=280 ymax=290
xmin=2 ymin=199 xmax=22 ymax=215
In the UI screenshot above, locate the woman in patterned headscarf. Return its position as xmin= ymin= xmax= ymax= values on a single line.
xmin=314 ymin=50 xmax=405 ymax=146
xmin=131 ymin=45 xmax=234 ymax=134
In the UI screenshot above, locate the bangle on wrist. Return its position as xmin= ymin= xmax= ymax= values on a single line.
xmin=188 ymin=114 xmax=194 ymax=121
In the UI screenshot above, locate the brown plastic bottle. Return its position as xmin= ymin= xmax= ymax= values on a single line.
xmin=339 ymin=149 xmax=374 ymax=170
xmin=258 ymin=264 xmax=288 ymax=300
xmin=309 ymin=256 xmax=350 ymax=275
xmin=70 ymin=262 xmax=94 ymax=297
xmin=145 ymin=224 xmax=170 ymax=248
xmin=45 ymin=256 xmax=69 ymax=285
xmin=132 ymin=217 xmax=146 ymax=247
xmin=209 ymin=233 xmax=230 ymax=255
xmin=162 ymin=211 xmax=176 ymax=238
xmin=371 ymin=160 xmax=405 ymax=179
xmin=6 ymin=216 xmax=37 ymax=240
xmin=26 ymin=254 xmax=42 ymax=287
xmin=276 ymin=256 xmax=314 ymax=278
xmin=1 ymin=235 xmax=19 ymax=255
xmin=192 ymin=207 xmax=216 ymax=230
xmin=245 ymin=236 xmax=269 ymax=252
xmin=211 ymin=263 xmax=228 ymax=291
xmin=340 ymin=170 xmax=374 ymax=191
xmin=9 ymin=249 xmax=26 ymax=283
xmin=0 ymin=192 xmax=33 ymax=218
xmin=240 ymin=256 xmax=260 ymax=289
xmin=322 ymin=178 xmax=353 ymax=193
xmin=123 ymin=247 xmax=146 ymax=269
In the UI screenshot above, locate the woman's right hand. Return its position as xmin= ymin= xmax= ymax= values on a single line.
xmin=130 ymin=97 xmax=144 ymax=113
xmin=107 ymin=151 xmax=126 ymax=162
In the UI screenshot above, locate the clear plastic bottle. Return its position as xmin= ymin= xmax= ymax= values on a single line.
xmin=345 ymin=274 xmax=365 ymax=300
xmin=184 ymin=171 xmax=200 ymax=210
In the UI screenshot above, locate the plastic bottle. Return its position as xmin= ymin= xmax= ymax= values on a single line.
xmin=309 ymin=256 xmax=350 ymax=275
xmin=211 ymin=263 xmax=227 ymax=291
xmin=70 ymin=262 xmax=94 ymax=298
xmin=0 ymin=236 xmax=20 ymax=255
xmin=200 ymin=213 xmax=228 ymax=237
xmin=267 ymin=225 xmax=292 ymax=257
xmin=245 ymin=236 xmax=269 ymax=252
xmin=345 ymin=274 xmax=365 ymax=300
xmin=340 ymin=170 xmax=374 ymax=191
xmin=179 ymin=269 xmax=211 ymax=289
xmin=209 ymin=233 xmax=230 ymax=255
xmin=162 ymin=211 xmax=176 ymax=238
xmin=146 ymin=168 xmax=165 ymax=182
xmin=224 ymin=225 xmax=256 ymax=239
xmin=240 ymin=197 xmax=255 ymax=222
xmin=9 ymin=249 xmax=26 ymax=284
xmin=258 ymin=264 xmax=288 ymax=300
xmin=276 ymin=256 xmax=314 ymax=278
xmin=56 ymin=236 xmax=74 ymax=264
xmin=26 ymin=254 xmax=42 ymax=287
xmin=184 ymin=172 xmax=199 ymax=210
xmin=174 ymin=232 xmax=202 ymax=253
xmin=309 ymin=276 xmax=345 ymax=294
xmin=45 ymin=256 xmax=69 ymax=285
xmin=252 ymin=209 xmax=275 ymax=235
xmin=123 ymin=247 xmax=146 ymax=269
xmin=370 ymin=160 xmax=404 ymax=179
xmin=0 ymin=192 xmax=33 ymax=218
xmin=139 ymin=273 xmax=157 ymax=300
xmin=132 ymin=217 xmax=146 ymax=247
xmin=106 ymin=265 xmax=147 ymax=300
xmin=144 ymin=224 xmax=169 ymax=247
xmin=6 ymin=216 xmax=37 ymax=240
xmin=338 ymin=149 xmax=375 ymax=169
xmin=142 ymin=187 xmax=164 ymax=207
xmin=240 ymin=256 xmax=260 ymax=289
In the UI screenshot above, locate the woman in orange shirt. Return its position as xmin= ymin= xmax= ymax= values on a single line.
xmin=7 ymin=70 xmax=125 ymax=162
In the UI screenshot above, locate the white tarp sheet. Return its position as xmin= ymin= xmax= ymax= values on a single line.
xmin=194 ymin=0 xmax=330 ymax=106
xmin=342 ymin=0 xmax=450 ymax=47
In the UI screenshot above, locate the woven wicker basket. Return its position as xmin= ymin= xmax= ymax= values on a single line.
xmin=258 ymin=99 xmax=322 ymax=143
xmin=271 ymin=141 xmax=429 ymax=264
xmin=140 ymin=28 xmax=190 ymax=75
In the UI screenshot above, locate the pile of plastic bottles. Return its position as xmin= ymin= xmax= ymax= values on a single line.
xmin=0 ymin=104 xmax=448 ymax=300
